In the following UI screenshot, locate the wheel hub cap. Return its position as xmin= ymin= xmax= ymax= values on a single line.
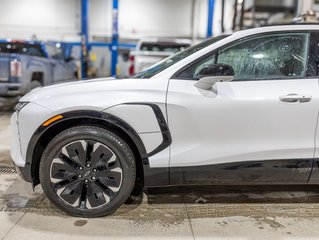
xmin=49 ymin=140 xmax=123 ymax=209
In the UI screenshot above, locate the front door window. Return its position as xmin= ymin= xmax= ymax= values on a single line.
xmin=177 ymin=33 xmax=309 ymax=81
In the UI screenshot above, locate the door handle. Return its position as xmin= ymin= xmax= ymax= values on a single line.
xmin=279 ymin=94 xmax=312 ymax=103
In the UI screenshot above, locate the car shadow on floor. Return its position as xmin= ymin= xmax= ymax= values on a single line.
xmin=142 ymin=185 xmax=319 ymax=204
xmin=3 ymin=172 xmax=319 ymax=224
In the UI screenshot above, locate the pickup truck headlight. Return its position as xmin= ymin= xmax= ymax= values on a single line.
xmin=15 ymin=102 xmax=29 ymax=113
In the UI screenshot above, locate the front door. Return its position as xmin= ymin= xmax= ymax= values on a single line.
xmin=167 ymin=31 xmax=319 ymax=185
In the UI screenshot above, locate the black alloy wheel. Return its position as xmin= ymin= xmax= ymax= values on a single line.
xmin=40 ymin=126 xmax=136 ymax=217
xmin=50 ymin=140 xmax=123 ymax=209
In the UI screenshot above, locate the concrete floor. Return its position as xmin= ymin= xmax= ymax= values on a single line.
xmin=2 ymin=112 xmax=319 ymax=239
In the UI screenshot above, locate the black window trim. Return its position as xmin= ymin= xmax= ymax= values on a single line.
xmin=0 ymin=42 xmax=46 ymax=58
xmin=307 ymin=31 xmax=319 ymax=77
xmin=171 ymin=30 xmax=317 ymax=82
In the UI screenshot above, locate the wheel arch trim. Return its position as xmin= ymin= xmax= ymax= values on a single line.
xmin=25 ymin=105 xmax=171 ymax=187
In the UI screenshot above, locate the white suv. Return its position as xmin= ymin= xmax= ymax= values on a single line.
xmin=11 ymin=24 xmax=319 ymax=217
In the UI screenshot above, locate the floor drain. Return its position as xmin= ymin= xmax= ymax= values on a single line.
xmin=0 ymin=165 xmax=16 ymax=174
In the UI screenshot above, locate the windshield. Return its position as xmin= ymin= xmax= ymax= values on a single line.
xmin=133 ymin=34 xmax=230 ymax=79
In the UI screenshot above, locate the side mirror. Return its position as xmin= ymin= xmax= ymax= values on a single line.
xmin=194 ymin=75 xmax=233 ymax=90
xmin=194 ymin=64 xmax=234 ymax=90
xmin=197 ymin=63 xmax=235 ymax=78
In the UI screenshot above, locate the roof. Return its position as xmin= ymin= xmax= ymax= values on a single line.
xmin=231 ymin=24 xmax=319 ymax=39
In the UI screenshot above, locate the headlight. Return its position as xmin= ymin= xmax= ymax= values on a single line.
xmin=15 ymin=102 xmax=29 ymax=113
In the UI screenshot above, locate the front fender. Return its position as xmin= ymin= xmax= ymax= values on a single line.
xmin=25 ymin=106 xmax=171 ymax=186
xmin=105 ymin=103 xmax=171 ymax=157
xmin=23 ymin=110 xmax=146 ymax=185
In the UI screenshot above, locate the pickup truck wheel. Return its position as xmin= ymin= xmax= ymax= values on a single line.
xmin=39 ymin=126 xmax=136 ymax=217
xmin=30 ymin=80 xmax=42 ymax=90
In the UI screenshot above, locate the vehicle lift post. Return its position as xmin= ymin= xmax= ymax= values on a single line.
xmin=207 ymin=0 xmax=215 ymax=38
xmin=111 ymin=0 xmax=119 ymax=77
xmin=81 ymin=0 xmax=89 ymax=79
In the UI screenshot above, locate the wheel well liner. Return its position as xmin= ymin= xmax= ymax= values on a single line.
xmin=31 ymin=72 xmax=44 ymax=84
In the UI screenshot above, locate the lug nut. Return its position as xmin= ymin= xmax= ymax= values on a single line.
xmin=78 ymin=174 xmax=82 ymax=178
xmin=91 ymin=176 xmax=96 ymax=180
xmin=84 ymin=179 xmax=89 ymax=183
xmin=86 ymin=163 xmax=91 ymax=168
xmin=92 ymin=168 xmax=97 ymax=172
xmin=79 ymin=167 xmax=83 ymax=170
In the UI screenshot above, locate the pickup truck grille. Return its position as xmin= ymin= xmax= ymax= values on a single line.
xmin=0 ymin=56 xmax=10 ymax=82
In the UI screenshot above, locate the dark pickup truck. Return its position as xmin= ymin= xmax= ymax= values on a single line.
xmin=0 ymin=41 xmax=78 ymax=96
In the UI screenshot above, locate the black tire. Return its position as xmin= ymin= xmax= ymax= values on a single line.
xmin=39 ymin=126 xmax=136 ymax=217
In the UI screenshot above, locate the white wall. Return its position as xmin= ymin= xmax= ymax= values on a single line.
xmin=0 ymin=0 xmax=80 ymax=41
xmin=118 ymin=0 xmax=193 ymax=38
xmin=89 ymin=0 xmax=112 ymax=38
xmin=89 ymin=0 xmax=195 ymax=39
xmin=196 ymin=0 xmax=235 ymax=38
xmin=0 ymin=0 xmax=227 ymax=41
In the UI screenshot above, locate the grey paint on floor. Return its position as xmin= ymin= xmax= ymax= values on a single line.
xmin=2 ymin=113 xmax=319 ymax=239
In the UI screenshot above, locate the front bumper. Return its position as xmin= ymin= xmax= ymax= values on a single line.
xmin=10 ymin=112 xmax=32 ymax=182
xmin=0 ymin=83 xmax=22 ymax=96
xmin=10 ymin=103 xmax=52 ymax=184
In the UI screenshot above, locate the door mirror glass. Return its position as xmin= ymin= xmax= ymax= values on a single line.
xmin=196 ymin=63 xmax=235 ymax=79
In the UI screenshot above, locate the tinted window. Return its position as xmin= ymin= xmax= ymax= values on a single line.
xmin=177 ymin=33 xmax=309 ymax=81
xmin=0 ymin=43 xmax=45 ymax=57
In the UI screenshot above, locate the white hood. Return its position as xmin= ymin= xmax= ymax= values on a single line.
xmin=21 ymin=77 xmax=168 ymax=112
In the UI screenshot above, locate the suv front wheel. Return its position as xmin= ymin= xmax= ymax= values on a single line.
xmin=39 ymin=126 xmax=136 ymax=217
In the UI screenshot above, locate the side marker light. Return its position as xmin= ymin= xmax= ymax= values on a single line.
xmin=42 ymin=115 xmax=63 ymax=126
